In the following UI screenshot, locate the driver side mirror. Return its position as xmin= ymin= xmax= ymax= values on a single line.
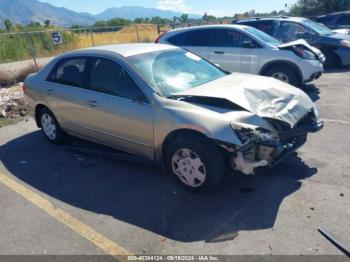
xmin=242 ymin=39 xmax=255 ymax=48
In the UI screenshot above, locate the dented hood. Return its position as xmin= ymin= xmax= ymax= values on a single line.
xmin=177 ymin=73 xmax=315 ymax=128
xmin=278 ymin=39 xmax=325 ymax=62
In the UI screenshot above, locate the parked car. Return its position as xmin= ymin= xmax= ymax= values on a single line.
xmin=156 ymin=25 xmax=324 ymax=87
xmin=234 ymin=16 xmax=350 ymax=68
xmin=316 ymin=11 xmax=350 ymax=34
xmin=24 ymin=43 xmax=323 ymax=192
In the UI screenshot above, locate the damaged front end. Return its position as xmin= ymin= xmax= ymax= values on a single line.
xmin=221 ymin=109 xmax=324 ymax=175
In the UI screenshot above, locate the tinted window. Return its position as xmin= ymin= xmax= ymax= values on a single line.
xmin=212 ymin=29 xmax=254 ymax=47
xmin=245 ymin=21 xmax=276 ymax=36
xmin=338 ymin=14 xmax=350 ymax=25
xmin=275 ymin=22 xmax=309 ymax=42
xmin=48 ymin=58 xmax=86 ymax=87
xmin=90 ymin=58 xmax=147 ymax=102
xmin=168 ymin=30 xmax=213 ymax=46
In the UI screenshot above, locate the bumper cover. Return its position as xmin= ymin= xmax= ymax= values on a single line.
xmin=271 ymin=120 xmax=324 ymax=166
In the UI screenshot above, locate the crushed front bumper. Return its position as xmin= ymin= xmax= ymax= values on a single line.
xmin=226 ymin=119 xmax=324 ymax=174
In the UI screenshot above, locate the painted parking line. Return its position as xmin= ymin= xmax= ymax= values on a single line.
xmin=0 ymin=172 xmax=132 ymax=258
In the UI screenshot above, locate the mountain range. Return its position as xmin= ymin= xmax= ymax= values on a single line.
xmin=0 ymin=0 xmax=201 ymax=27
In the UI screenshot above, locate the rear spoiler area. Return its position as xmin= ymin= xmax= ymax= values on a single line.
xmin=278 ymin=39 xmax=326 ymax=63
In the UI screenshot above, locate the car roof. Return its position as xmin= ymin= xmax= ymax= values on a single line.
xmin=235 ymin=16 xmax=307 ymax=23
xmin=73 ymin=43 xmax=178 ymax=57
xmin=166 ymin=24 xmax=249 ymax=33
xmin=317 ymin=11 xmax=350 ymax=18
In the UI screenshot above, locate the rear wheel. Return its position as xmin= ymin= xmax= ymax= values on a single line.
xmin=164 ymin=134 xmax=225 ymax=192
xmin=265 ymin=65 xmax=300 ymax=87
xmin=39 ymin=108 xmax=66 ymax=144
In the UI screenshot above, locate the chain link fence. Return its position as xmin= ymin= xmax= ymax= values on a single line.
xmin=0 ymin=24 xmax=185 ymax=66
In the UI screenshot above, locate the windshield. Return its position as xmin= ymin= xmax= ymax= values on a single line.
xmin=303 ymin=19 xmax=333 ymax=36
xmin=244 ymin=26 xmax=281 ymax=46
xmin=127 ymin=49 xmax=226 ymax=97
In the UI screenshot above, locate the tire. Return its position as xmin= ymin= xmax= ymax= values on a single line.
xmin=265 ymin=65 xmax=300 ymax=87
xmin=324 ymin=51 xmax=340 ymax=69
xmin=164 ymin=134 xmax=225 ymax=192
xmin=39 ymin=107 xmax=66 ymax=144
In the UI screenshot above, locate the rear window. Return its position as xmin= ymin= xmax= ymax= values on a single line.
xmin=237 ymin=20 xmax=276 ymax=36
xmin=47 ymin=57 xmax=86 ymax=88
xmin=168 ymin=30 xmax=213 ymax=46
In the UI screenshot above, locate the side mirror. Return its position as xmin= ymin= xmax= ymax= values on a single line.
xmin=242 ymin=39 xmax=255 ymax=48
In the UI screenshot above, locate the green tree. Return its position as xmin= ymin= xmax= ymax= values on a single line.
xmin=179 ymin=14 xmax=189 ymax=23
xmin=290 ymin=0 xmax=350 ymax=17
xmin=4 ymin=19 xmax=13 ymax=32
xmin=44 ymin=19 xmax=50 ymax=27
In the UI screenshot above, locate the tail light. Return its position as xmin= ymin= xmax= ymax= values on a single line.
xmin=155 ymin=31 xmax=167 ymax=43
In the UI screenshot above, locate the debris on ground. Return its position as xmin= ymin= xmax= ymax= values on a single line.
xmin=0 ymin=82 xmax=28 ymax=125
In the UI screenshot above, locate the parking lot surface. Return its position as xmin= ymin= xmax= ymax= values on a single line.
xmin=0 ymin=68 xmax=349 ymax=256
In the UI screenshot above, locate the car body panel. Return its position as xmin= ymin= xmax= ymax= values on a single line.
xmin=176 ymin=73 xmax=314 ymax=128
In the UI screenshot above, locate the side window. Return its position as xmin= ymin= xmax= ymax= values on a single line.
xmin=181 ymin=30 xmax=213 ymax=46
xmin=168 ymin=33 xmax=185 ymax=45
xmin=213 ymin=29 xmax=254 ymax=48
xmin=255 ymin=21 xmax=276 ymax=36
xmin=90 ymin=58 xmax=148 ymax=102
xmin=275 ymin=22 xmax=309 ymax=42
xmin=47 ymin=58 xmax=86 ymax=87
xmin=338 ymin=14 xmax=350 ymax=26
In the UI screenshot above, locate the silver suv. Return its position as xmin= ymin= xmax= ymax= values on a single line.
xmin=157 ymin=25 xmax=325 ymax=87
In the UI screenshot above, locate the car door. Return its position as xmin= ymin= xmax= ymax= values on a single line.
xmin=45 ymin=56 xmax=92 ymax=135
xmin=81 ymin=57 xmax=154 ymax=159
xmin=207 ymin=28 xmax=261 ymax=74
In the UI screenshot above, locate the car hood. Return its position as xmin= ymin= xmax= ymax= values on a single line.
xmin=176 ymin=73 xmax=315 ymax=128
xmin=327 ymin=33 xmax=350 ymax=40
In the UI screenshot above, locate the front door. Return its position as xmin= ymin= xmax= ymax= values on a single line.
xmin=82 ymin=57 xmax=154 ymax=159
xmin=207 ymin=28 xmax=261 ymax=74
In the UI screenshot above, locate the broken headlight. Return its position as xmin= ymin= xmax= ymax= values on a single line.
xmin=232 ymin=124 xmax=279 ymax=145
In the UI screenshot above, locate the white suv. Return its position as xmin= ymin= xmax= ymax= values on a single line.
xmin=157 ymin=24 xmax=325 ymax=87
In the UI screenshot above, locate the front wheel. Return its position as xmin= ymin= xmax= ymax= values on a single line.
xmin=164 ymin=135 xmax=225 ymax=192
xmin=265 ymin=66 xmax=300 ymax=87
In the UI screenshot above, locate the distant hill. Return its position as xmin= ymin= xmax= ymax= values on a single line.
xmin=95 ymin=6 xmax=201 ymax=20
xmin=0 ymin=0 xmax=201 ymax=28
xmin=0 ymin=0 xmax=96 ymax=27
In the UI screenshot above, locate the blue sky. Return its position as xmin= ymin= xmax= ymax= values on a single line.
xmin=39 ymin=0 xmax=297 ymax=16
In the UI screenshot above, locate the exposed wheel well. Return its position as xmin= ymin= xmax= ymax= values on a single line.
xmin=162 ymin=129 xmax=209 ymax=156
xmin=260 ymin=61 xmax=302 ymax=85
xmin=34 ymin=104 xmax=48 ymax=127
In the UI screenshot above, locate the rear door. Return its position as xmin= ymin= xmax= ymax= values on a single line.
xmin=45 ymin=57 xmax=91 ymax=134
xmin=207 ymin=28 xmax=261 ymax=74
xmin=81 ymin=57 xmax=154 ymax=159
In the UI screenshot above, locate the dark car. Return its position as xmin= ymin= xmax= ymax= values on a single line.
xmin=316 ymin=11 xmax=350 ymax=31
xmin=234 ymin=16 xmax=350 ymax=68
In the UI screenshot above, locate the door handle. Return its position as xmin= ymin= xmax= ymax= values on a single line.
xmin=87 ymin=99 xmax=99 ymax=107
xmin=214 ymin=51 xmax=225 ymax=54
xmin=46 ymin=88 xmax=54 ymax=95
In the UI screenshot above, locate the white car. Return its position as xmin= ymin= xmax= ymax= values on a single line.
xmin=157 ymin=24 xmax=325 ymax=87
